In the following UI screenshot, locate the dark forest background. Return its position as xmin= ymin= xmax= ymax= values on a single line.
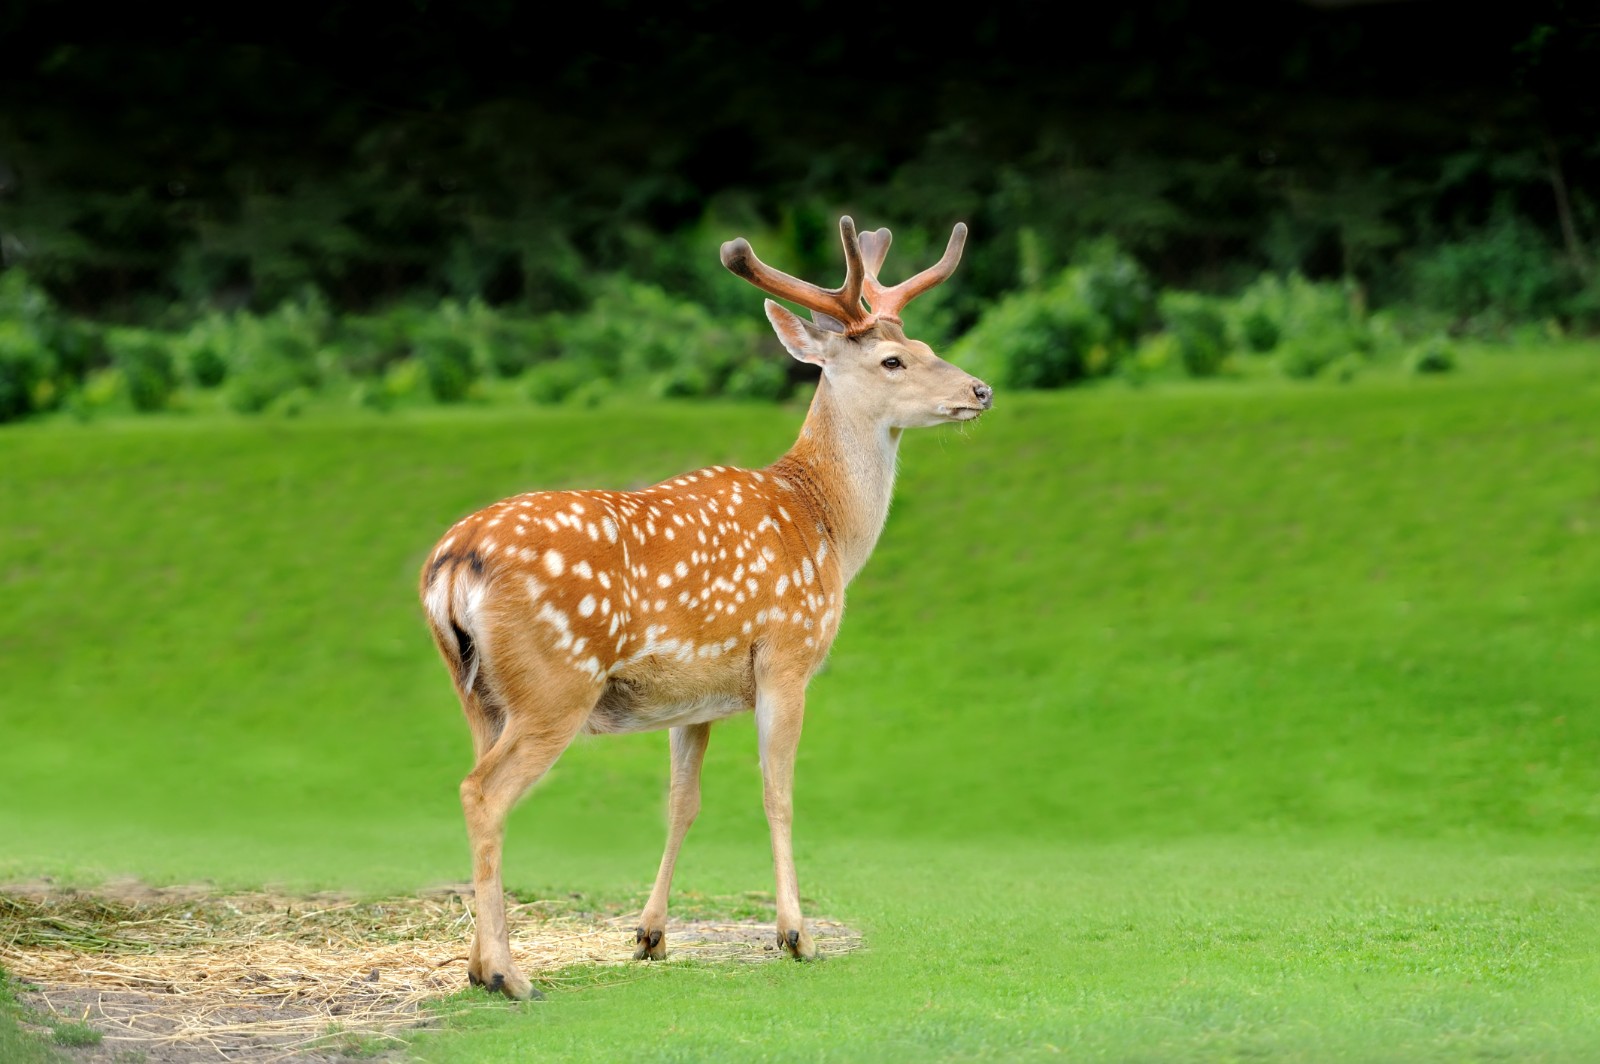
xmin=1 ymin=0 xmax=1597 ymax=418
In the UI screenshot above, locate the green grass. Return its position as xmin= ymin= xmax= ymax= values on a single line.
xmin=2 ymin=344 xmax=1599 ymax=1060
xmin=0 ymin=973 xmax=63 ymax=1064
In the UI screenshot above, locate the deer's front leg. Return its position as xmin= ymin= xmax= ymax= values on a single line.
xmin=634 ymin=722 xmax=711 ymax=960
xmin=755 ymin=675 xmax=817 ymax=960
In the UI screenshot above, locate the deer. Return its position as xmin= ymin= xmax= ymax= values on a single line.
xmin=419 ymin=215 xmax=993 ymax=999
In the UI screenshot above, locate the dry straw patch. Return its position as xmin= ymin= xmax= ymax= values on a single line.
xmin=0 ymin=881 xmax=861 ymax=1062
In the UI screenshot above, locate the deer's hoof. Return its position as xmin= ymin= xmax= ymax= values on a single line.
xmin=633 ymin=926 xmax=666 ymax=961
xmin=779 ymin=926 xmax=818 ymax=961
xmin=468 ymin=962 xmax=543 ymax=1000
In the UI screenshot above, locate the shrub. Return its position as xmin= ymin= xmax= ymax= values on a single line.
xmin=1406 ymin=335 xmax=1457 ymax=375
xmin=951 ymin=244 xmax=1154 ymax=390
xmin=524 ymin=359 xmax=601 ymax=405
xmin=1407 ymin=210 xmax=1579 ymax=325
xmin=1157 ymin=292 xmax=1229 ymax=378
xmin=1223 ymin=273 xmax=1373 ymax=379
xmin=220 ymin=303 xmax=329 ymax=413
xmin=416 ymin=330 xmax=476 ymax=403
xmin=107 ymin=330 xmax=178 ymax=412
xmin=0 ymin=323 xmax=54 ymax=422
xmin=722 ymin=357 xmax=790 ymax=401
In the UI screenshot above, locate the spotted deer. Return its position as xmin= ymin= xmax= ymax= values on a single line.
xmin=420 ymin=216 xmax=992 ymax=998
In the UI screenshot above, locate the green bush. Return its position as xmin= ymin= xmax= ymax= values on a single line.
xmin=416 ymin=330 xmax=476 ymax=403
xmin=219 ymin=298 xmax=331 ymax=412
xmin=1158 ymin=292 xmax=1229 ymax=378
xmin=0 ymin=323 xmax=54 ymax=423
xmin=951 ymin=244 xmax=1154 ymax=390
xmin=107 ymin=330 xmax=178 ymax=412
xmin=1223 ymin=273 xmax=1373 ymax=379
xmin=524 ymin=359 xmax=601 ymax=405
xmin=1407 ymin=211 xmax=1579 ymax=326
xmin=1406 ymin=335 xmax=1457 ymax=375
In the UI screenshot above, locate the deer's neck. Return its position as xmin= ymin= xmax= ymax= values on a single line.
xmin=769 ymin=375 xmax=901 ymax=586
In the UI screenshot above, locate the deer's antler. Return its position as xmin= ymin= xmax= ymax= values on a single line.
xmin=860 ymin=223 xmax=967 ymax=327
xmin=721 ymin=216 xmax=966 ymax=336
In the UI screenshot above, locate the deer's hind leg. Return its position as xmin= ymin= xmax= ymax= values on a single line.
xmin=633 ymin=722 xmax=711 ymax=960
xmin=457 ymin=644 xmax=600 ymax=1000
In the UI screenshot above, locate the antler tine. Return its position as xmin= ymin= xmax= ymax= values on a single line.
xmin=857 ymin=227 xmax=892 ymax=279
xmin=719 ymin=216 xmax=871 ymax=330
xmin=862 ymin=222 xmax=968 ymax=324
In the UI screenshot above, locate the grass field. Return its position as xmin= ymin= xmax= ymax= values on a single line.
xmin=2 ymin=346 xmax=1599 ymax=1060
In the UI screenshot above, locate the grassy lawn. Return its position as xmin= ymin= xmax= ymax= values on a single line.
xmin=1 ymin=346 xmax=1598 ymax=1060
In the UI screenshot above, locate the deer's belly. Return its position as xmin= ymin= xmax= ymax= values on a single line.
xmin=583 ymin=657 xmax=756 ymax=735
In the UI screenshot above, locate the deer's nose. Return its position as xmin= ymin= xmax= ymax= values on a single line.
xmin=972 ymin=381 xmax=994 ymax=409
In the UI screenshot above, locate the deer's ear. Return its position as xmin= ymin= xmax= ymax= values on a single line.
xmin=764 ymin=300 xmax=833 ymax=366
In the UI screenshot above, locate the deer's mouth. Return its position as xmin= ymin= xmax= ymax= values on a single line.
xmin=945 ymin=406 xmax=984 ymax=422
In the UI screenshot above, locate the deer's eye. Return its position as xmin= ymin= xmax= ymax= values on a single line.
xmin=880 ymin=356 xmax=905 ymax=371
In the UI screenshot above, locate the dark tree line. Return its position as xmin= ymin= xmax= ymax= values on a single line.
xmin=1 ymin=0 xmax=1597 ymax=321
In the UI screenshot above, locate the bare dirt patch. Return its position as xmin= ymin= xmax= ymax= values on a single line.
xmin=1 ymin=880 xmax=861 ymax=1062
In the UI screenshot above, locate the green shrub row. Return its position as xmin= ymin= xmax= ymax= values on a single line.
xmin=952 ymin=247 xmax=1461 ymax=389
xmin=0 ymin=239 xmax=1516 ymax=426
xmin=0 ymin=271 xmax=802 ymax=423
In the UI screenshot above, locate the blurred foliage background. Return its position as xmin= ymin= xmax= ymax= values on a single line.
xmin=1 ymin=0 xmax=1597 ymax=421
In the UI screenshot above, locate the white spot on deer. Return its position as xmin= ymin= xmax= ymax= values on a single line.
xmin=762 ymin=545 xmax=777 ymax=562
xmin=601 ymin=597 xmax=612 ymax=616
xmin=608 ymin=613 xmax=621 ymax=636
xmin=672 ymin=514 xmax=685 ymax=527
xmin=536 ymin=602 xmax=571 ymax=634
xmin=480 ymin=541 xmax=496 ymax=555
xmin=570 ymin=502 xmax=585 ymax=515
xmin=665 ymin=527 xmax=676 ymax=541
xmin=543 ymin=550 xmax=565 ymax=577
xmin=654 ymin=598 xmax=667 ymax=611
xmin=791 ymin=610 xmax=803 ymax=624
xmin=778 ymin=506 xmax=792 ymax=522
xmin=802 ymin=558 xmax=815 ymax=585
xmin=657 ymin=573 xmax=672 ymax=589
xmin=573 ymin=560 xmax=593 ymax=580
xmin=597 ymin=571 xmax=612 ymax=589
xmin=587 ymin=522 xmax=599 ymax=540
xmin=674 ymin=561 xmax=689 ymax=579
xmin=578 ymin=594 xmax=596 ymax=618
xmin=487 ymin=518 xmax=502 ymax=528
xmin=602 ymin=516 xmax=619 ymax=543
xmin=742 ymin=620 xmax=753 ymax=634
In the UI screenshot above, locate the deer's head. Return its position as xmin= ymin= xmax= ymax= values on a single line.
xmin=721 ymin=217 xmax=993 ymax=430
